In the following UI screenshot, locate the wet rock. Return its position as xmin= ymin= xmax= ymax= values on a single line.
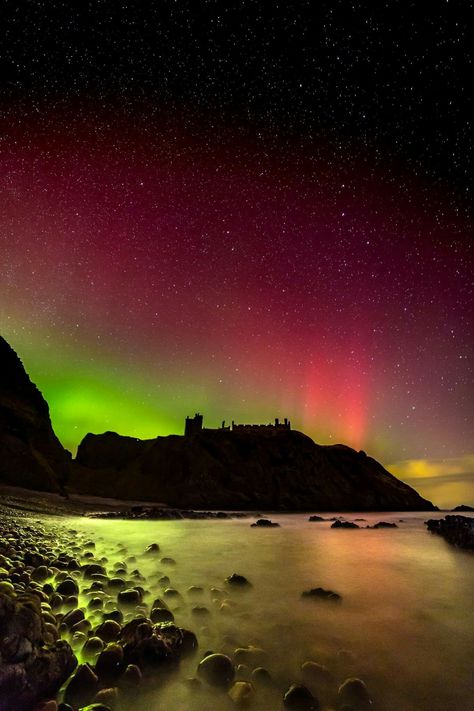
xmin=117 ymin=588 xmax=141 ymax=606
xmin=228 ymin=680 xmax=254 ymax=705
xmin=192 ymin=605 xmax=210 ymax=616
xmin=95 ymin=643 xmax=124 ymax=683
xmin=63 ymin=663 xmax=99 ymax=708
xmin=119 ymin=663 xmax=142 ymax=689
xmin=83 ymin=564 xmax=107 ymax=579
xmin=283 ymin=683 xmax=319 ymax=710
xmin=301 ymin=587 xmax=341 ymax=601
xmin=88 ymin=597 xmax=104 ymax=610
xmin=56 ymin=578 xmax=79 ymax=596
xmin=198 ymin=652 xmax=235 ymax=688
xmin=150 ymin=607 xmax=174 ymax=623
xmin=301 ymin=661 xmax=334 ymax=686
xmin=187 ymin=585 xmax=204 ymax=595
xmin=425 ymin=515 xmax=474 ymax=550
xmin=308 ymin=515 xmax=326 ymax=522
xmin=108 ymin=578 xmax=126 ymax=591
xmin=82 ymin=636 xmax=105 ymax=661
xmin=161 ymin=557 xmax=176 ymax=565
xmin=0 ymin=591 xmax=76 ymax=710
xmin=94 ymin=686 xmax=119 ymax=708
xmin=234 ymin=646 xmax=267 ymax=665
xmin=144 ymin=543 xmax=160 ymax=554
xmin=122 ymin=621 xmax=197 ymax=669
xmin=96 ymin=619 xmax=122 ymax=643
xmin=226 ymin=573 xmax=251 ymax=586
xmin=331 ymin=521 xmax=360 ymax=529
xmin=251 ymin=518 xmax=279 ymax=527
xmin=369 ymin=521 xmax=398 ymax=529
xmin=32 ymin=565 xmax=49 ymax=582
xmin=251 ymin=666 xmax=273 ymax=685
xmin=338 ymin=677 xmax=371 ymax=708
xmin=62 ymin=608 xmax=85 ymax=628
xmin=103 ymin=609 xmax=123 ymax=624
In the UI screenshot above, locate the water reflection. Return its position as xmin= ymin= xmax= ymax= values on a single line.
xmin=66 ymin=512 xmax=474 ymax=710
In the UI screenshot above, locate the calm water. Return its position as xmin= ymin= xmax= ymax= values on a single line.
xmin=59 ymin=511 xmax=474 ymax=711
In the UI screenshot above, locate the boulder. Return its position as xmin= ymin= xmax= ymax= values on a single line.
xmin=0 ymin=591 xmax=76 ymax=711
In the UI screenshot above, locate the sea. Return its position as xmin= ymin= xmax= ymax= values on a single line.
xmin=62 ymin=510 xmax=474 ymax=710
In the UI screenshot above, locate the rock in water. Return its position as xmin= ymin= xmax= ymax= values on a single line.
xmin=226 ymin=573 xmax=251 ymax=586
xmin=198 ymin=653 xmax=235 ymax=688
xmin=0 ymin=591 xmax=77 ymax=711
xmin=283 ymin=683 xmax=319 ymax=710
xmin=331 ymin=520 xmax=360 ymax=529
xmin=251 ymin=518 xmax=280 ymax=527
xmin=301 ymin=587 xmax=342 ymax=601
xmin=338 ymin=677 xmax=372 ymax=708
xmin=0 ymin=336 xmax=70 ymax=491
xmin=425 ymin=515 xmax=474 ymax=550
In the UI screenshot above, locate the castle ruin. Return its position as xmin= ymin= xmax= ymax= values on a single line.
xmin=184 ymin=413 xmax=290 ymax=436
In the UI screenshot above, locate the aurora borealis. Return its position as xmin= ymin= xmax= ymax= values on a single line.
xmin=1 ymin=2 xmax=472 ymax=506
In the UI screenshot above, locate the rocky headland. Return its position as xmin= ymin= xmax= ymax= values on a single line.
xmin=0 ymin=334 xmax=436 ymax=512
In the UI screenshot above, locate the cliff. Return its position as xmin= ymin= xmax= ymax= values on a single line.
xmin=0 ymin=336 xmax=70 ymax=492
xmin=70 ymin=428 xmax=436 ymax=511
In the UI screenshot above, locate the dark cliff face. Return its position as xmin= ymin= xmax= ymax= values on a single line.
xmin=72 ymin=428 xmax=436 ymax=511
xmin=0 ymin=336 xmax=70 ymax=492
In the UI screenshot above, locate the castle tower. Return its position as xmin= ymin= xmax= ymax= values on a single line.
xmin=184 ymin=413 xmax=203 ymax=436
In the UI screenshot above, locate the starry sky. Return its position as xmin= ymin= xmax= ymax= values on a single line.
xmin=1 ymin=2 xmax=472 ymax=506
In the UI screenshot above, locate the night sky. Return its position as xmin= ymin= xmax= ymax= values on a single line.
xmin=1 ymin=2 xmax=472 ymax=506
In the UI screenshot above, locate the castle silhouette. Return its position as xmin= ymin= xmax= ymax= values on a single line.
xmin=184 ymin=413 xmax=291 ymax=436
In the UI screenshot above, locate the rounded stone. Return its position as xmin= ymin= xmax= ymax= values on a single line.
xmin=338 ymin=677 xmax=371 ymax=708
xmin=150 ymin=607 xmax=174 ymax=623
xmin=96 ymin=619 xmax=122 ymax=643
xmin=82 ymin=636 xmax=105 ymax=661
xmin=119 ymin=663 xmax=142 ymax=689
xmin=117 ymin=588 xmax=141 ymax=606
xmin=228 ymin=681 xmax=254 ymax=706
xmin=283 ymin=683 xmax=319 ymax=710
xmin=198 ymin=653 xmax=235 ymax=688
xmin=144 ymin=543 xmax=160 ymax=554
xmin=56 ymin=578 xmax=79 ymax=596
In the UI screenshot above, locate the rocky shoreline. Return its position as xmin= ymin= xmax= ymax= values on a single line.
xmin=0 ymin=504 xmax=375 ymax=711
xmin=425 ymin=515 xmax=474 ymax=550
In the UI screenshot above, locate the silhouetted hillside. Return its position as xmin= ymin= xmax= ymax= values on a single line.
xmin=71 ymin=427 xmax=436 ymax=511
xmin=0 ymin=336 xmax=70 ymax=491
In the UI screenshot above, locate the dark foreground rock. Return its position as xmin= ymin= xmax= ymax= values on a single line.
xmin=301 ymin=587 xmax=342 ymax=602
xmin=0 ymin=591 xmax=76 ymax=711
xmin=425 ymin=515 xmax=474 ymax=550
xmin=0 ymin=336 xmax=70 ymax=492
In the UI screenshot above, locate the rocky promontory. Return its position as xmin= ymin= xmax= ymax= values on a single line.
xmin=70 ymin=428 xmax=435 ymax=511
xmin=1 ymin=335 xmax=436 ymax=512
